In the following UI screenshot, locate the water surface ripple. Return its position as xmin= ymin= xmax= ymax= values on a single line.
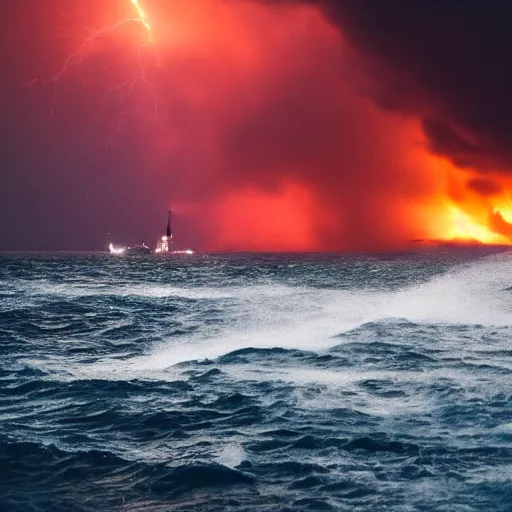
xmin=1 ymin=250 xmax=511 ymax=511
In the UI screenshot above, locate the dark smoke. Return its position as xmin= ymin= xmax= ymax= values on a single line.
xmin=268 ymin=0 xmax=512 ymax=173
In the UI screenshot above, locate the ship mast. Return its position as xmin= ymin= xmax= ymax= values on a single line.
xmin=166 ymin=210 xmax=172 ymax=238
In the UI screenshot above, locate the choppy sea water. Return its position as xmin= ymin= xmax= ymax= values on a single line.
xmin=1 ymin=250 xmax=512 ymax=511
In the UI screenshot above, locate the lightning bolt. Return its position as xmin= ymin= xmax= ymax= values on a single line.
xmin=38 ymin=0 xmax=160 ymax=149
xmin=131 ymin=0 xmax=152 ymax=40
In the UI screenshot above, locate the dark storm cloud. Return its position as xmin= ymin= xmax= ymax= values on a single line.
xmin=266 ymin=0 xmax=512 ymax=171
xmin=421 ymin=117 xmax=479 ymax=168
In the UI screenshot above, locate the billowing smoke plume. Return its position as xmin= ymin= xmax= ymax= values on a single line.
xmin=305 ymin=1 xmax=512 ymax=166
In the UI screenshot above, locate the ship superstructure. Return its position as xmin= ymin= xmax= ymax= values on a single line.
xmin=155 ymin=211 xmax=173 ymax=253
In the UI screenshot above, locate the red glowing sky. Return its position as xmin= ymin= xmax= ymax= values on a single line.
xmin=2 ymin=0 xmax=512 ymax=251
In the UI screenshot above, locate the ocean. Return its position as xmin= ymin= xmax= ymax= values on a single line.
xmin=1 ymin=250 xmax=511 ymax=511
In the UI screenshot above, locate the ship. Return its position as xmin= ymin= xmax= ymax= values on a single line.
xmin=109 ymin=211 xmax=194 ymax=255
xmin=155 ymin=211 xmax=194 ymax=255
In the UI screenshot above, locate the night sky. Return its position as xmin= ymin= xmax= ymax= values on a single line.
xmin=2 ymin=0 xmax=512 ymax=251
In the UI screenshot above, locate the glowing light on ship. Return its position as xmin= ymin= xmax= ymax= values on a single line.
xmin=109 ymin=243 xmax=126 ymax=254
xmin=155 ymin=235 xmax=170 ymax=253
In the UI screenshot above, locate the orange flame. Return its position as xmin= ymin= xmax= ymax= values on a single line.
xmin=416 ymin=151 xmax=512 ymax=246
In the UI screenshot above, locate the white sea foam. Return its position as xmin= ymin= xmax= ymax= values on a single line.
xmin=38 ymin=253 xmax=512 ymax=380
xmin=385 ymin=254 xmax=512 ymax=326
xmin=214 ymin=442 xmax=246 ymax=468
xmin=124 ymin=254 xmax=512 ymax=369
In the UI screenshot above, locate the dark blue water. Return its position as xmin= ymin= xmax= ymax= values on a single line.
xmin=1 ymin=250 xmax=512 ymax=511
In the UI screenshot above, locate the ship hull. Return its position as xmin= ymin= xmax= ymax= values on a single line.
xmin=125 ymin=246 xmax=151 ymax=255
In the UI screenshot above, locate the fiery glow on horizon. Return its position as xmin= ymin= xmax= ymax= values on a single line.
xmin=412 ymin=149 xmax=512 ymax=245
xmin=442 ymin=205 xmax=508 ymax=244
xmin=415 ymin=153 xmax=512 ymax=246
